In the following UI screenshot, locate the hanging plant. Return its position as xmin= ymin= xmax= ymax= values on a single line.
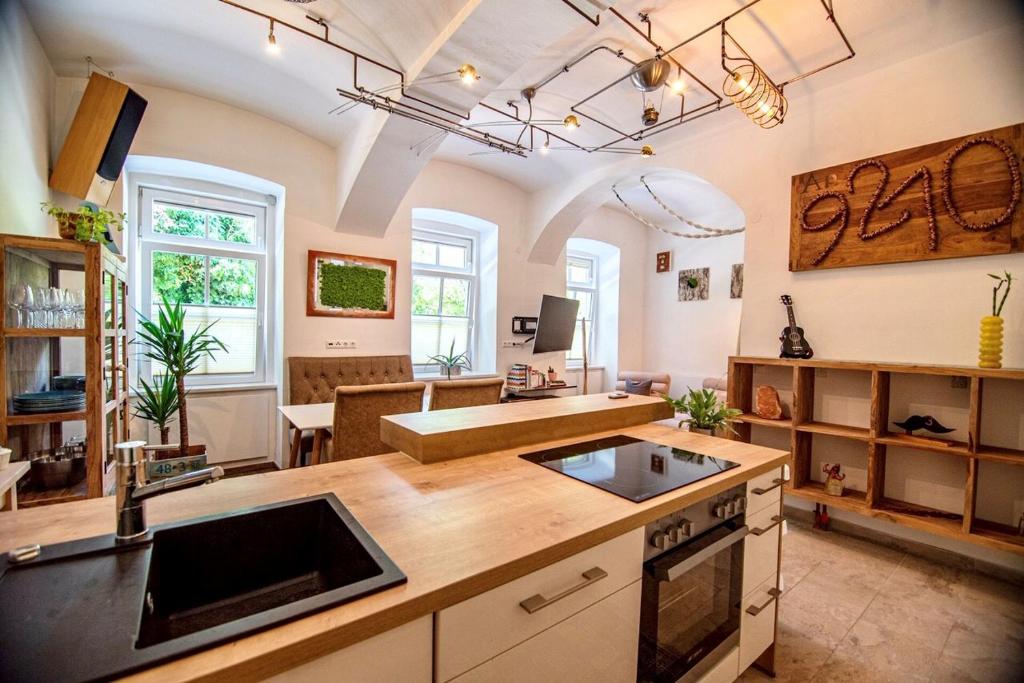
xmin=41 ymin=202 xmax=124 ymax=244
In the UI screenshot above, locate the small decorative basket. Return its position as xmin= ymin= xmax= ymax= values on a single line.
xmin=823 ymin=462 xmax=846 ymax=497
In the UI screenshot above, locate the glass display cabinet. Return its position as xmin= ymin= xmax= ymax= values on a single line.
xmin=0 ymin=234 xmax=129 ymax=506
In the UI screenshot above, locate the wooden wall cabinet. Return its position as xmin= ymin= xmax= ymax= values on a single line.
xmin=728 ymin=356 xmax=1024 ymax=556
xmin=0 ymin=235 xmax=129 ymax=506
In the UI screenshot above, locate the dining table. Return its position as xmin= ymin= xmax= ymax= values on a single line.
xmin=278 ymin=393 xmax=432 ymax=467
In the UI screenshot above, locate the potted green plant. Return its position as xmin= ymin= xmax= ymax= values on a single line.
xmin=132 ymin=373 xmax=180 ymax=445
xmin=134 ymin=296 xmax=227 ymax=460
xmin=665 ymin=387 xmax=742 ymax=436
xmin=428 ymin=339 xmax=471 ymax=380
xmin=979 ymin=271 xmax=1013 ymax=369
xmin=40 ymin=202 xmax=124 ymax=244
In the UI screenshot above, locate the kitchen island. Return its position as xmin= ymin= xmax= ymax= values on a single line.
xmin=0 ymin=421 xmax=788 ymax=682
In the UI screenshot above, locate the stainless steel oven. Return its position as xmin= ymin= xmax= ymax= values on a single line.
xmin=638 ymin=485 xmax=748 ymax=683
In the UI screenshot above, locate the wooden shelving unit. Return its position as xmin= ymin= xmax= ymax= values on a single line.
xmin=0 ymin=235 xmax=129 ymax=507
xmin=728 ymin=356 xmax=1024 ymax=555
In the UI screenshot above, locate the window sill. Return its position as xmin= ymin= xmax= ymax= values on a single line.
xmin=414 ymin=372 xmax=500 ymax=382
xmin=129 ymin=382 xmax=278 ymax=397
xmin=565 ymin=365 xmax=606 ymax=371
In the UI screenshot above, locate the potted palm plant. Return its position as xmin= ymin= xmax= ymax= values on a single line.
xmin=134 ymin=296 xmax=227 ymax=460
xmin=133 ymin=373 xmax=179 ymax=445
xmin=428 ymin=339 xmax=471 ymax=380
xmin=665 ymin=387 xmax=741 ymax=437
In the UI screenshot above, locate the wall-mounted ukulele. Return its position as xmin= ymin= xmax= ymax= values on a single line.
xmin=779 ymin=295 xmax=814 ymax=359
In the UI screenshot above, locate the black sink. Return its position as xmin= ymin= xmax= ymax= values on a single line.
xmin=0 ymin=494 xmax=406 ymax=682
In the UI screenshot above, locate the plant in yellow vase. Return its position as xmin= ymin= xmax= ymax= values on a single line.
xmin=979 ymin=271 xmax=1013 ymax=369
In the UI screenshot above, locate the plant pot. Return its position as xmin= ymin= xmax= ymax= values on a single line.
xmin=978 ymin=315 xmax=1003 ymax=369
xmin=56 ymin=214 xmax=79 ymax=241
xmin=687 ymin=425 xmax=715 ymax=437
xmin=547 ymin=372 xmax=557 ymax=382
xmin=446 ymin=366 xmax=462 ymax=378
xmin=144 ymin=444 xmax=208 ymax=482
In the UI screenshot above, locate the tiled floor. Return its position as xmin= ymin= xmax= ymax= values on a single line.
xmin=740 ymin=522 xmax=1024 ymax=682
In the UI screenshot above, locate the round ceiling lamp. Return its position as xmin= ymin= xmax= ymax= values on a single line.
xmin=563 ymin=114 xmax=580 ymax=130
xmin=640 ymin=144 xmax=655 ymax=158
xmin=629 ymin=57 xmax=671 ymax=92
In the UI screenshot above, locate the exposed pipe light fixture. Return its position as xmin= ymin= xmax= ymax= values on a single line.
xmin=266 ymin=19 xmax=279 ymax=54
xmin=540 ymin=132 xmax=551 ymax=154
xmin=563 ymin=114 xmax=580 ymax=130
xmin=721 ymin=29 xmax=786 ymax=128
xmin=640 ymin=144 xmax=655 ymax=158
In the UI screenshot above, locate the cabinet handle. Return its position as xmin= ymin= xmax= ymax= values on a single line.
xmin=751 ymin=478 xmax=784 ymax=495
xmin=519 ymin=567 xmax=608 ymax=614
xmin=749 ymin=515 xmax=783 ymax=536
xmin=746 ymin=587 xmax=781 ymax=616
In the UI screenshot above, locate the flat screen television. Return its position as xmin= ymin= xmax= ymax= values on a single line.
xmin=532 ymin=294 xmax=580 ymax=354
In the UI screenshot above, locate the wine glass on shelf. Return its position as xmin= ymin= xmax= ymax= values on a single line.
xmin=74 ymin=289 xmax=86 ymax=328
xmin=48 ymin=287 xmax=62 ymax=328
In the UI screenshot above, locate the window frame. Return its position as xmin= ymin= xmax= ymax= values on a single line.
xmin=411 ymin=228 xmax=478 ymax=374
xmin=565 ymin=251 xmax=598 ymax=365
xmin=137 ymin=185 xmax=270 ymax=387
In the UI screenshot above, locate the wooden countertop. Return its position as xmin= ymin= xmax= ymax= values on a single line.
xmin=0 ymin=424 xmax=788 ymax=682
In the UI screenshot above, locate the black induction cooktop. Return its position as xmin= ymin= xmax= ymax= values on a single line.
xmin=519 ymin=435 xmax=740 ymax=502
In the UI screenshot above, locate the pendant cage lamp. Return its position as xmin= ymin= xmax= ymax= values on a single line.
xmin=722 ymin=60 xmax=786 ymax=128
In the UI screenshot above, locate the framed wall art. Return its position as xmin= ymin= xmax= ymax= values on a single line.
xmin=730 ymin=263 xmax=744 ymax=298
xmin=656 ymin=251 xmax=672 ymax=273
xmin=307 ymin=250 xmax=397 ymax=318
xmin=678 ymin=267 xmax=710 ymax=302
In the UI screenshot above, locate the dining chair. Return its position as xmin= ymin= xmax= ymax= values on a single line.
xmin=329 ymin=381 xmax=426 ymax=461
xmin=428 ymin=377 xmax=505 ymax=411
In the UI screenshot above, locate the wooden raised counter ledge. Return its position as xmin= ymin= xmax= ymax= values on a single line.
xmin=0 ymin=423 xmax=788 ymax=682
xmin=381 ymin=392 xmax=675 ymax=463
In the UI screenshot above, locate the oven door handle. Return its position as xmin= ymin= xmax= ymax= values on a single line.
xmin=654 ymin=525 xmax=749 ymax=583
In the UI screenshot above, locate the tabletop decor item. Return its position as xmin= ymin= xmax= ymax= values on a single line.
xmin=677 ymin=267 xmax=709 ymax=302
xmin=665 ymin=387 xmax=741 ymax=436
xmin=40 ymin=201 xmax=124 ymax=245
xmin=754 ymin=385 xmax=783 ymax=419
xmin=779 ymin=295 xmax=814 ymax=359
xmin=547 ymin=366 xmax=558 ymax=382
xmin=893 ymin=415 xmax=955 ymax=435
xmin=427 ymin=339 xmax=471 ymax=380
xmin=307 ymin=250 xmax=396 ymax=319
xmin=823 ymin=463 xmax=846 ymax=496
xmin=135 ymin=296 xmax=226 ymax=460
xmin=790 ymin=122 xmax=1022 ymax=271
xmin=979 ymin=271 xmax=1013 ymax=369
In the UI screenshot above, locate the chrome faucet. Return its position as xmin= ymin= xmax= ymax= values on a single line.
xmin=114 ymin=441 xmax=224 ymax=543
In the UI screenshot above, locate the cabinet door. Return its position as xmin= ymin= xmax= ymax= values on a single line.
xmin=264 ymin=615 xmax=432 ymax=682
xmin=743 ymin=503 xmax=782 ymax=595
xmin=450 ymin=581 xmax=640 ymax=683
xmin=739 ymin=575 xmax=778 ymax=673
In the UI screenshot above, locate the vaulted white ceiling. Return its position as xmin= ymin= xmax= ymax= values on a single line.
xmin=21 ymin=0 xmax=1023 ymax=238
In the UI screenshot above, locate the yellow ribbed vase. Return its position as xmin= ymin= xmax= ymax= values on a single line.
xmin=978 ymin=315 xmax=1004 ymax=369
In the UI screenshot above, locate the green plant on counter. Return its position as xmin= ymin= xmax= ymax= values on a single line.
xmin=133 ymin=373 xmax=180 ymax=445
xmin=989 ymin=271 xmax=1014 ymax=316
xmin=665 ymin=387 xmax=741 ymax=434
xmin=428 ymin=339 xmax=471 ymax=380
xmin=319 ymin=262 xmax=387 ymax=311
xmin=134 ymin=296 xmax=227 ymax=458
xmin=41 ymin=202 xmax=124 ymax=244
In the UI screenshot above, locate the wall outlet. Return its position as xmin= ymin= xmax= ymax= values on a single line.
xmin=326 ymin=339 xmax=357 ymax=350
xmin=501 ymin=340 xmax=515 ymax=348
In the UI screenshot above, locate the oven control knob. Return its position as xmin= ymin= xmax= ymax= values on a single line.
xmin=713 ymin=503 xmax=727 ymax=518
xmin=650 ymin=530 xmax=668 ymax=549
xmin=677 ymin=518 xmax=694 ymax=538
xmin=667 ymin=524 xmax=684 ymax=543
xmin=735 ymin=495 xmax=747 ymax=512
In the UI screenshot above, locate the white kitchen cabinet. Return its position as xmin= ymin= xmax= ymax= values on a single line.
xmin=449 ymin=580 xmax=641 ymax=683
xmin=436 ymin=528 xmax=644 ymax=681
xmin=739 ymin=574 xmax=779 ymax=673
xmin=743 ymin=502 xmax=782 ymax=593
xmin=264 ymin=615 xmax=432 ymax=682
xmin=745 ymin=466 xmax=784 ymax=515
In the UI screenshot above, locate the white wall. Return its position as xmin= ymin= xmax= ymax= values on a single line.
xmin=0 ymin=0 xmax=54 ymax=237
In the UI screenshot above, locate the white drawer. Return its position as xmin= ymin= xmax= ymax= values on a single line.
xmin=697 ymin=645 xmax=739 ymax=683
xmin=739 ymin=574 xmax=779 ymax=673
xmin=436 ymin=528 xmax=643 ymax=681
xmin=745 ymin=467 xmax=784 ymax=515
xmin=450 ymin=581 xmax=641 ymax=683
xmin=743 ymin=504 xmax=782 ymax=595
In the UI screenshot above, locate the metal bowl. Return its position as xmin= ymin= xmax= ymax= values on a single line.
xmin=30 ymin=453 xmax=86 ymax=489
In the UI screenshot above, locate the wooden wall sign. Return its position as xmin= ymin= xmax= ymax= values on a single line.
xmin=790 ymin=123 xmax=1022 ymax=271
xmin=307 ymin=250 xmax=396 ymax=318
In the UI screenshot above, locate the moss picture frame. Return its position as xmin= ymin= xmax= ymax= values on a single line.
xmin=307 ymin=250 xmax=397 ymax=318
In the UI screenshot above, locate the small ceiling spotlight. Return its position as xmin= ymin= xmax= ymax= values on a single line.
xmin=458 ymin=64 xmax=479 ymax=85
xmin=540 ymin=132 xmax=551 ymax=155
xmin=563 ymin=114 xmax=580 ymax=131
xmin=642 ymin=104 xmax=659 ymax=127
xmin=266 ymin=19 xmax=280 ymax=54
xmin=640 ymin=144 xmax=655 ymax=158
